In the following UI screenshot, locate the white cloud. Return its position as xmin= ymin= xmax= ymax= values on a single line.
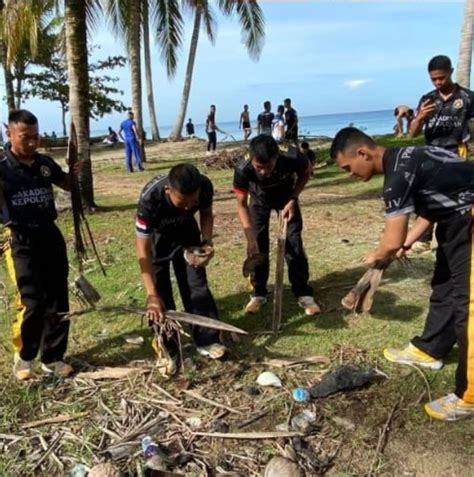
xmin=344 ymin=79 xmax=373 ymax=89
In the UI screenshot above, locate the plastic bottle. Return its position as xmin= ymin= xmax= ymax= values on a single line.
xmin=141 ymin=435 xmax=160 ymax=460
xmin=292 ymin=387 xmax=311 ymax=402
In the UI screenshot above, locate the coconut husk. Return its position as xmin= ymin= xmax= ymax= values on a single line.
xmin=264 ymin=456 xmax=305 ymax=477
xmin=88 ymin=462 xmax=122 ymax=477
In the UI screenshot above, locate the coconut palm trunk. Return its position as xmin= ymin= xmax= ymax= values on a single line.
xmin=2 ymin=52 xmax=14 ymax=111
xmin=128 ymin=0 xmax=146 ymax=160
xmin=457 ymin=0 xmax=474 ymax=88
xmin=64 ymin=0 xmax=94 ymax=207
xmin=142 ymin=0 xmax=159 ymax=141
xmin=169 ymin=8 xmax=201 ymax=141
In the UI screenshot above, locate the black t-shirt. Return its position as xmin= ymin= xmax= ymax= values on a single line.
xmin=383 ymin=146 xmax=474 ymax=223
xmin=0 ymin=147 xmax=66 ymax=227
xmin=186 ymin=123 xmax=195 ymax=135
xmin=285 ymin=107 xmax=298 ymax=132
xmin=135 ymin=175 xmax=213 ymax=243
xmin=257 ymin=111 xmax=275 ymax=130
xmin=233 ymin=152 xmax=309 ymax=208
xmin=417 ymin=84 xmax=474 ymax=150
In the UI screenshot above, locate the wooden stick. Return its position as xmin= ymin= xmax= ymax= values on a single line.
xmin=33 ymin=432 xmax=64 ymax=471
xmin=237 ymin=409 xmax=270 ymax=429
xmin=21 ymin=412 xmax=89 ymax=429
xmin=182 ymin=389 xmax=244 ymax=415
xmin=193 ymin=431 xmax=302 ymax=439
xmin=272 ymin=215 xmax=287 ymax=334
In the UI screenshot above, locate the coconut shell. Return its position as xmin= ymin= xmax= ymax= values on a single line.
xmin=264 ymin=456 xmax=305 ymax=477
xmin=88 ymin=462 xmax=122 ymax=477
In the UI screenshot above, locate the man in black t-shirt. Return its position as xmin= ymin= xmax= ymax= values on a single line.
xmin=233 ymin=134 xmax=320 ymax=316
xmin=257 ymin=101 xmax=275 ymax=136
xmin=331 ymin=127 xmax=474 ymax=421
xmin=410 ymin=55 xmax=474 ymax=157
xmin=0 ymin=109 xmax=81 ymax=381
xmin=409 ymin=55 xmax=474 ymax=252
xmin=284 ymin=98 xmax=298 ymax=145
xmin=136 ymin=164 xmax=226 ymax=376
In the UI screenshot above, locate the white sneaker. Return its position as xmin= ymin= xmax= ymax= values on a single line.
xmin=196 ymin=343 xmax=228 ymax=359
xmin=41 ymin=361 xmax=74 ymax=377
xmin=298 ymin=296 xmax=321 ymax=316
xmin=13 ymin=354 xmax=34 ymax=381
xmin=245 ymin=296 xmax=267 ymax=314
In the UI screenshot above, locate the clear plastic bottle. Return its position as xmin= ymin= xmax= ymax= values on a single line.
xmin=141 ymin=436 xmax=160 ymax=460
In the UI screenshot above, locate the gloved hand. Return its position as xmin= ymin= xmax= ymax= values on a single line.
xmin=183 ymin=244 xmax=215 ymax=268
xmin=242 ymin=252 xmax=266 ymax=278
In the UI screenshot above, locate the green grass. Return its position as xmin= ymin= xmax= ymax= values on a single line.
xmin=1 ymin=135 xmax=474 ymax=476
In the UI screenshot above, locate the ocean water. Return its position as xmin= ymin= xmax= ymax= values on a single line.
xmin=93 ymin=109 xmax=396 ymax=141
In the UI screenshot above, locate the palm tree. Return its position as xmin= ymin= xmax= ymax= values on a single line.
xmin=0 ymin=0 xmax=54 ymax=111
xmin=169 ymin=0 xmax=265 ymax=141
xmin=105 ymin=0 xmax=183 ymax=159
xmin=142 ymin=0 xmax=159 ymax=140
xmin=64 ymin=0 xmax=101 ymax=207
xmin=456 ymin=0 xmax=474 ymax=88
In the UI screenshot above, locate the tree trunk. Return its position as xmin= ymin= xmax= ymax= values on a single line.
xmin=61 ymin=103 xmax=67 ymax=137
xmin=457 ymin=0 xmax=474 ymax=88
xmin=1 ymin=41 xmax=15 ymax=111
xmin=169 ymin=8 xmax=201 ymax=141
xmin=64 ymin=0 xmax=94 ymax=207
xmin=142 ymin=0 xmax=160 ymax=141
xmin=128 ymin=0 xmax=146 ymax=161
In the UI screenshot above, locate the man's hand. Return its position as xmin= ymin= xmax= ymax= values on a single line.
xmin=361 ymin=249 xmax=383 ymax=267
xmin=282 ymin=199 xmax=296 ymax=221
xmin=247 ymin=239 xmax=259 ymax=256
xmin=184 ymin=245 xmax=214 ymax=268
xmin=417 ymin=99 xmax=437 ymax=120
xmin=146 ymin=294 xmax=166 ymax=322
xmin=72 ymin=161 xmax=83 ymax=175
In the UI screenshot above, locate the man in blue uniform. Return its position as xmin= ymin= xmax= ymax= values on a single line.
xmin=119 ymin=111 xmax=144 ymax=173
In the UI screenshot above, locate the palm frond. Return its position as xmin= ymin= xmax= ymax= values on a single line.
xmin=85 ymin=0 xmax=103 ymax=32
xmin=152 ymin=0 xmax=184 ymax=77
xmin=200 ymin=0 xmax=216 ymax=44
xmin=102 ymin=0 xmax=130 ymax=39
xmin=235 ymin=0 xmax=264 ymax=61
xmin=216 ymin=0 xmax=235 ymax=15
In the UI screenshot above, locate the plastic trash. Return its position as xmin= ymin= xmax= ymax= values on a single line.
xmin=264 ymin=456 xmax=305 ymax=477
xmin=309 ymin=365 xmax=376 ymax=398
xmin=142 ymin=436 xmax=160 ymax=459
xmin=185 ymin=416 xmax=202 ymax=429
xmin=290 ymin=410 xmax=317 ymax=434
xmin=70 ymin=464 xmax=89 ymax=477
xmin=256 ymin=371 xmax=282 ymax=387
xmin=141 ymin=436 xmax=167 ymax=471
xmin=292 ymin=388 xmax=310 ymax=402
xmin=125 ymin=335 xmax=144 ymax=345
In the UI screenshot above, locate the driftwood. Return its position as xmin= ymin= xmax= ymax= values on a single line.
xmin=272 ymin=215 xmax=288 ymax=334
xmin=341 ymin=259 xmax=391 ymax=313
xmin=193 ymin=431 xmax=303 ymax=439
xmin=75 ymin=366 xmax=148 ymax=380
xmin=21 ymin=412 xmax=89 ymax=429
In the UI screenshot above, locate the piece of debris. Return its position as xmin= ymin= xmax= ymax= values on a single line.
xmin=242 ymin=385 xmax=260 ymax=396
xmin=293 ymin=388 xmax=311 ymax=402
xmin=88 ymin=462 xmax=122 ymax=477
xmin=185 ymin=417 xmax=202 ymax=430
xmin=256 ymin=371 xmax=282 ymax=387
xmin=75 ymin=367 xmax=148 ymax=380
xmin=70 ymin=463 xmax=89 ymax=477
xmin=125 ymin=335 xmax=145 ymax=345
xmin=264 ymin=355 xmax=330 ymax=368
xmin=264 ymin=456 xmax=305 ymax=477
xmin=309 ymin=365 xmax=376 ymax=398
xmin=204 ymin=148 xmax=246 ymax=169
xmin=290 ymin=410 xmax=318 ymax=434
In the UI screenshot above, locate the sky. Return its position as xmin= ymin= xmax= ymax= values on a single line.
xmin=4 ymin=0 xmax=468 ymax=133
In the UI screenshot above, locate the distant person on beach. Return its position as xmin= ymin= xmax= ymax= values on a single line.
xmin=271 ymin=105 xmax=286 ymax=144
xmin=186 ymin=118 xmax=195 ymax=138
xmin=206 ymin=105 xmax=220 ymax=155
xmin=257 ymin=101 xmax=274 ymax=136
xmin=51 ymin=131 xmax=57 ymax=140
xmin=135 ymin=164 xmax=227 ymax=377
xmin=232 ymin=134 xmax=321 ymax=317
xmin=239 ymin=105 xmax=252 ymax=141
xmin=393 ymin=106 xmax=414 ymax=137
xmin=119 ymin=111 xmax=144 ymax=173
xmin=284 ymin=98 xmax=299 ymax=145
xmin=301 ymin=141 xmax=316 ymax=173
xmin=409 ymin=54 xmax=474 ymax=252
xmin=103 ymin=126 xmax=118 ymax=145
